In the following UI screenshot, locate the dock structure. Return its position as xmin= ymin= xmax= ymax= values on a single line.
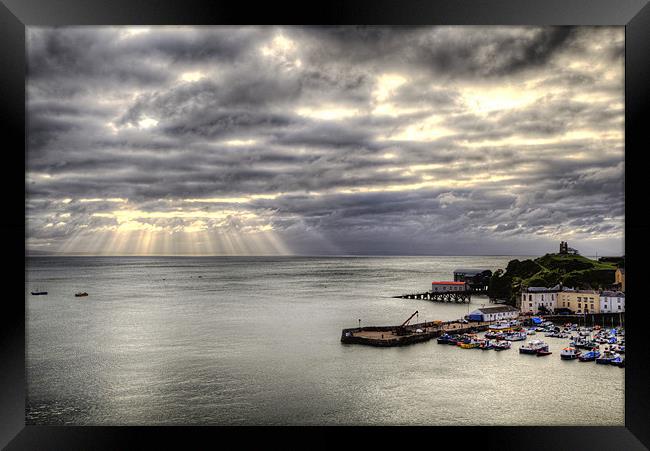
xmin=341 ymin=320 xmax=491 ymax=347
xmin=394 ymin=290 xmax=472 ymax=303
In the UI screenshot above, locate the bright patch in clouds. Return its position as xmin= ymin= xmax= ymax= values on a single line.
xmin=26 ymin=26 xmax=625 ymax=256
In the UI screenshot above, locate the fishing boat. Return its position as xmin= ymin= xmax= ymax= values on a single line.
xmin=572 ymin=339 xmax=599 ymax=350
xmin=596 ymin=350 xmax=618 ymax=365
xmin=437 ymin=334 xmax=455 ymax=344
xmin=504 ymin=331 xmax=527 ymax=342
xmin=485 ymin=330 xmax=504 ymax=339
xmin=31 ymin=290 xmax=48 ymax=296
xmin=488 ymin=321 xmax=513 ymax=331
xmin=75 ymin=292 xmax=88 ymax=297
xmin=611 ymin=344 xmax=625 ymax=354
xmin=519 ymin=340 xmax=548 ymax=354
xmin=479 ymin=339 xmax=493 ymax=350
xmin=578 ymin=349 xmax=601 ymax=362
xmin=611 ymin=356 xmax=625 ymax=368
xmin=459 ymin=338 xmax=481 ymax=349
xmin=536 ymin=347 xmax=552 ymax=357
xmin=526 ymin=329 xmax=536 ymax=335
xmin=560 ymin=347 xmax=581 ymax=360
xmin=493 ymin=340 xmax=511 ymax=351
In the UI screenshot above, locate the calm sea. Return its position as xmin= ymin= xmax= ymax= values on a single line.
xmin=25 ymin=256 xmax=624 ymax=425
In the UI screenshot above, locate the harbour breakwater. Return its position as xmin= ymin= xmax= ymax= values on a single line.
xmin=340 ymin=320 xmax=490 ymax=347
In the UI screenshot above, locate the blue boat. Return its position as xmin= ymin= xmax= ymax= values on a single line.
xmin=579 ymin=349 xmax=601 ymax=362
xmin=596 ymin=350 xmax=617 ymax=365
xmin=437 ymin=334 xmax=454 ymax=344
xmin=610 ymin=355 xmax=624 ymax=366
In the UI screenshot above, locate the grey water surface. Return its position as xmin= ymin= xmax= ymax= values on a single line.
xmin=26 ymin=256 xmax=624 ymax=425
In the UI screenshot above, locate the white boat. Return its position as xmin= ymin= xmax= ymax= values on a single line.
xmin=560 ymin=347 xmax=581 ymax=360
xmin=519 ymin=340 xmax=548 ymax=354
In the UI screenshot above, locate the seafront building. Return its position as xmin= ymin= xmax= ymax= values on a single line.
xmin=557 ymin=289 xmax=600 ymax=314
xmin=599 ymin=291 xmax=625 ymax=313
xmin=615 ymin=268 xmax=625 ymax=292
xmin=519 ymin=285 xmax=561 ymax=313
xmin=468 ymin=305 xmax=519 ymax=322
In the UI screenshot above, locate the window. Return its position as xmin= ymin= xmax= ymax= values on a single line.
xmin=618 ymin=305 xmax=621 ymax=310
xmin=529 ymin=295 xmax=532 ymax=301
xmin=578 ymin=303 xmax=581 ymax=308
xmin=529 ymin=303 xmax=533 ymax=307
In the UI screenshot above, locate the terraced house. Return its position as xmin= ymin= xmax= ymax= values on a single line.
xmin=519 ymin=285 xmax=561 ymax=313
xmin=557 ymin=289 xmax=600 ymax=314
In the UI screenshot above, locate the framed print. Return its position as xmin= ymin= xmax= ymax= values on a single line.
xmin=2 ymin=0 xmax=650 ymax=448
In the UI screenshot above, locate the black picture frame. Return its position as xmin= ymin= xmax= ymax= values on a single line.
xmin=3 ymin=0 xmax=649 ymax=448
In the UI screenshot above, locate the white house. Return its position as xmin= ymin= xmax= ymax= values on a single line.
xmin=600 ymin=291 xmax=625 ymax=313
xmin=520 ymin=285 xmax=561 ymax=314
xmin=431 ymin=281 xmax=468 ymax=292
xmin=468 ymin=305 xmax=519 ymax=322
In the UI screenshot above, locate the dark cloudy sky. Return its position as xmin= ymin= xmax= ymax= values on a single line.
xmin=26 ymin=26 xmax=624 ymax=256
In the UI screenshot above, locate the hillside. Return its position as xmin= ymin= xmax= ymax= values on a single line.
xmin=488 ymin=253 xmax=618 ymax=305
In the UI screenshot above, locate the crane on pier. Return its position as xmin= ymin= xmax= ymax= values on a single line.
xmin=395 ymin=310 xmax=419 ymax=336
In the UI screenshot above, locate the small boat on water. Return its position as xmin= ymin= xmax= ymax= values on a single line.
xmin=536 ymin=348 xmax=552 ymax=357
xmin=493 ymin=340 xmax=511 ymax=351
xmin=437 ymin=334 xmax=455 ymax=344
xmin=504 ymin=331 xmax=527 ymax=342
xmin=560 ymin=347 xmax=581 ymax=360
xmin=484 ymin=331 xmax=502 ymax=339
xmin=572 ymin=340 xmax=599 ymax=350
xmin=75 ymin=292 xmax=88 ymax=297
xmin=578 ymin=349 xmax=601 ymax=362
xmin=611 ymin=344 xmax=625 ymax=354
xmin=519 ymin=340 xmax=548 ymax=354
xmin=596 ymin=350 xmax=619 ymax=365
xmin=31 ymin=290 xmax=48 ymax=296
xmin=479 ymin=339 xmax=493 ymax=350
xmin=611 ymin=355 xmax=625 ymax=368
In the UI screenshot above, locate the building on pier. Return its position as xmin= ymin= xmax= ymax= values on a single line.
xmin=453 ymin=268 xmax=492 ymax=291
xmin=468 ymin=305 xmax=519 ymax=322
xmin=431 ymin=281 xmax=468 ymax=292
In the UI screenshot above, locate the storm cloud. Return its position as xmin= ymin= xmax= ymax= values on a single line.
xmin=26 ymin=26 xmax=624 ymax=256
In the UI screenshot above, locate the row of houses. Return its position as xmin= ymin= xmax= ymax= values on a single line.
xmin=519 ymin=285 xmax=625 ymax=314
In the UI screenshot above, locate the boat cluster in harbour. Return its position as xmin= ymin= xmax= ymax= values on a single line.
xmin=436 ymin=320 xmax=625 ymax=367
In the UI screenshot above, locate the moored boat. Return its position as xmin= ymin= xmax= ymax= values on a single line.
xmin=578 ymin=349 xmax=601 ymax=362
xmin=596 ymin=350 xmax=618 ymax=365
xmin=479 ymin=339 xmax=493 ymax=350
xmin=610 ymin=355 xmax=624 ymax=367
xmin=519 ymin=340 xmax=548 ymax=354
xmin=560 ymin=347 xmax=581 ymax=360
xmin=493 ymin=340 xmax=511 ymax=351
xmin=504 ymin=331 xmax=527 ymax=342
xmin=31 ymin=290 xmax=48 ymax=296
xmin=536 ymin=348 xmax=552 ymax=356
xmin=75 ymin=292 xmax=88 ymax=297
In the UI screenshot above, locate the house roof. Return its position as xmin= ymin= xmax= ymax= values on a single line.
xmin=526 ymin=284 xmax=561 ymax=292
xmin=472 ymin=305 xmax=519 ymax=314
xmin=601 ymin=291 xmax=625 ymax=297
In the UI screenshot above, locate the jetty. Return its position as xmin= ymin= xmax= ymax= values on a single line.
xmin=341 ymin=311 xmax=490 ymax=347
xmin=394 ymin=290 xmax=471 ymax=303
